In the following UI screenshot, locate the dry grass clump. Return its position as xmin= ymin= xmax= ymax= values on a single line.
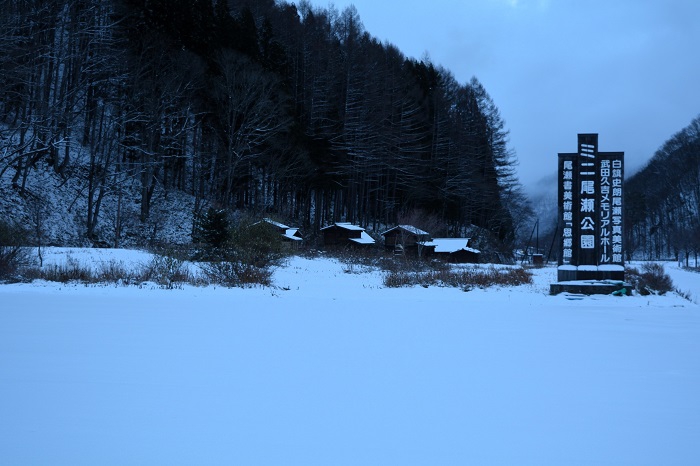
xmin=384 ymin=265 xmax=532 ymax=290
xmin=40 ymin=256 xmax=96 ymax=283
xmin=29 ymin=254 xmax=196 ymax=289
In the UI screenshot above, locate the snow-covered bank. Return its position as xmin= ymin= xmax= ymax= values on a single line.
xmin=1 ymin=250 xmax=699 ymax=465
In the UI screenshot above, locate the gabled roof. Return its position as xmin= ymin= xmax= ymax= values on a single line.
xmin=320 ymin=222 xmax=365 ymax=231
xmin=380 ymin=225 xmax=430 ymax=236
xmin=420 ymin=238 xmax=480 ymax=254
xmin=262 ymin=218 xmax=290 ymax=230
xmin=284 ymin=228 xmax=302 ymax=241
xmin=349 ymin=231 xmax=375 ymax=244
xmin=259 ymin=218 xmax=302 ymax=241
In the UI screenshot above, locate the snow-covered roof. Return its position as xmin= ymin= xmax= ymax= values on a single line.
xmin=381 ymin=225 xmax=430 ymax=236
xmin=283 ymin=228 xmax=302 ymax=241
xmin=321 ymin=222 xmax=365 ymax=231
xmin=263 ymin=218 xmax=290 ymax=230
xmin=421 ymin=238 xmax=479 ymax=254
xmin=349 ymin=231 xmax=375 ymax=244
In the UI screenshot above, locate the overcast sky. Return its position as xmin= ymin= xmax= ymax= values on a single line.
xmin=302 ymin=0 xmax=700 ymax=191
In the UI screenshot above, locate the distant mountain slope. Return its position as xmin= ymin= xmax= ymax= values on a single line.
xmin=625 ymin=115 xmax=700 ymax=261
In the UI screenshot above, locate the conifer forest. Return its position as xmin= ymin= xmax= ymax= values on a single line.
xmin=0 ymin=0 xmax=529 ymax=250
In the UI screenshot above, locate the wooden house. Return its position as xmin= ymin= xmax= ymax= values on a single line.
xmin=380 ymin=225 xmax=431 ymax=255
xmin=321 ymin=222 xmax=375 ymax=247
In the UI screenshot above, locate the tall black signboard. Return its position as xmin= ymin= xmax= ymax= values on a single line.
xmin=557 ymin=134 xmax=624 ymax=282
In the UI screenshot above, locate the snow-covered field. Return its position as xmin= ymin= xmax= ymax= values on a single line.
xmin=1 ymin=248 xmax=699 ymax=465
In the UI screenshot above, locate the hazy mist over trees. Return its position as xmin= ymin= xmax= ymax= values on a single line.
xmin=0 ymin=0 xmax=545 ymax=251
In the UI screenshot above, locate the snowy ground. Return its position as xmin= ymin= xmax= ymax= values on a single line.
xmin=1 ymin=248 xmax=699 ymax=465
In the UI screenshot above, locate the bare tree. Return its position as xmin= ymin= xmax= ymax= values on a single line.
xmin=207 ymin=49 xmax=291 ymax=208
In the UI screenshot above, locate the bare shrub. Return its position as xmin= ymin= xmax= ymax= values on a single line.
xmin=232 ymin=263 xmax=273 ymax=286
xmin=201 ymin=261 xmax=237 ymax=287
xmin=0 ymin=220 xmax=33 ymax=282
xmin=626 ymin=263 xmax=674 ymax=296
xmin=383 ymin=271 xmax=418 ymax=288
xmin=142 ymin=253 xmax=192 ymax=289
xmin=194 ymin=217 xmax=289 ymax=287
xmin=200 ymin=260 xmax=272 ymax=287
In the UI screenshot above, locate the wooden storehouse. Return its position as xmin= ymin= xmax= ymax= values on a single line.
xmin=321 ymin=222 xmax=375 ymax=247
xmin=380 ymin=225 xmax=431 ymax=255
xmin=259 ymin=218 xmax=303 ymax=247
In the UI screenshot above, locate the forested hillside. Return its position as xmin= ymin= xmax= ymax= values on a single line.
xmin=0 ymin=0 xmax=528 ymax=249
xmin=626 ymin=115 xmax=700 ymax=262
